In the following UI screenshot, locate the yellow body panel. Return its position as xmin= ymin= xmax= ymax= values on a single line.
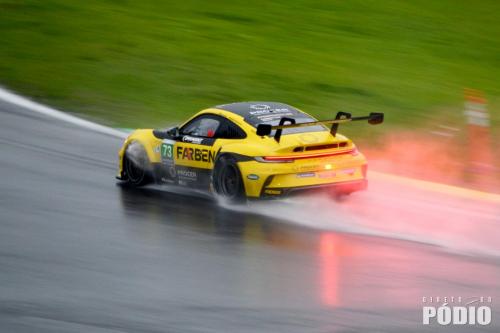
xmin=237 ymin=153 xmax=366 ymax=197
xmin=117 ymin=129 xmax=162 ymax=177
xmin=117 ymin=107 xmax=369 ymax=199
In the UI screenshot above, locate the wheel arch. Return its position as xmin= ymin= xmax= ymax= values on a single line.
xmin=215 ymin=140 xmax=277 ymax=198
xmin=212 ymin=152 xmax=248 ymax=200
xmin=117 ymin=129 xmax=162 ymax=178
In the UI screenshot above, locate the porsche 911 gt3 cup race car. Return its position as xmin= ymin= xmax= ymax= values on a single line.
xmin=116 ymin=102 xmax=383 ymax=202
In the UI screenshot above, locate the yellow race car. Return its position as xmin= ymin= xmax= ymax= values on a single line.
xmin=116 ymin=102 xmax=383 ymax=202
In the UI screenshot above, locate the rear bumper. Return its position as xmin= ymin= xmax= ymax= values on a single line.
xmin=259 ymin=179 xmax=368 ymax=199
xmin=239 ymin=154 xmax=368 ymax=198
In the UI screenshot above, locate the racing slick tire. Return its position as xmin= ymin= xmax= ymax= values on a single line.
xmin=123 ymin=142 xmax=152 ymax=187
xmin=212 ymin=155 xmax=246 ymax=204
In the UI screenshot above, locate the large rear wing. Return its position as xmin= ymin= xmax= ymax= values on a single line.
xmin=256 ymin=111 xmax=384 ymax=142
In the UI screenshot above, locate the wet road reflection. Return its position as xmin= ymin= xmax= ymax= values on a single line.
xmin=118 ymin=186 xmax=500 ymax=315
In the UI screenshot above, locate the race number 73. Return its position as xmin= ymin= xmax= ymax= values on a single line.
xmin=161 ymin=143 xmax=173 ymax=159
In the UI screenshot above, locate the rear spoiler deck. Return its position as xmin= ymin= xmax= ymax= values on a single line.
xmin=256 ymin=111 xmax=384 ymax=142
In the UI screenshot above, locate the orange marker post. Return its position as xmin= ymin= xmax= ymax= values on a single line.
xmin=463 ymin=88 xmax=496 ymax=190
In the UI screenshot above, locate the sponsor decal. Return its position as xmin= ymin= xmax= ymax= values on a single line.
xmin=249 ymin=104 xmax=271 ymax=111
xmin=182 ymin=136 xmax=204 ymax=144
xmin=422 ymin=296 xmax=492 ymax=326
xmin=254 ymin=112 xmax=294 ymax=121
xmin=296 ymin=172 xmax=316 ymax=178
xmin=176 ymin=146 xmax=215 ymax=163
xmin=249 ymin=109 xmax=272 ymax=116
xmin=249 ymin=104 xmax=291 ymax=116
xmin=264 ymin=189 xmax=282 ymax=195
xmin=295 ymin=164 xmax=319 ymax=172
xmin=177 ymin=169 xmax=197 ymax=179
xmin=247 ymin=174 xmax=260 ymax=180
xmin=168 ymin=166 xmax=176 ymax=178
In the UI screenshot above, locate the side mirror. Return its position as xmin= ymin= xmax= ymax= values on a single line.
xmin=368 ymin=113 xmax=384 ymax=125
xmin=166 ymin=126 xmax=179 ymax=137
xmin=256 ymin=124 xmax=272 ymax=136
xmin=153 ymin=126 xmax=179 ymax=139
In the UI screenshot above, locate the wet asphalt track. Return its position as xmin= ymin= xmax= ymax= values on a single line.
xmin=0 ymin=99 xmax=499 ymax=332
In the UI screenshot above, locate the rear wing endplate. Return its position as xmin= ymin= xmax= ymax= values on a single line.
xmin=256 ymin=112 xmax=384 ymax=142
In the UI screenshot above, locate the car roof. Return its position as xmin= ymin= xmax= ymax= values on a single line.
xmin=213 ymin=102 xmax=311 ymax=127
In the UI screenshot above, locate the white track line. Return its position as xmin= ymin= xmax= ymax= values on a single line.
xmin=0 ymin=87 xmax=127 ymax=139
xmin=1 ymin=86 xmax=499 ymax=202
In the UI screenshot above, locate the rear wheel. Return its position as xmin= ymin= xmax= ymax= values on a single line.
xmin=123 ymin=143 xmax=152 ymax=186
xmin=212 ymin=155 xmax=246 ymax=204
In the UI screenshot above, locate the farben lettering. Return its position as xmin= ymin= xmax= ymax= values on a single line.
xmin=177 ymin=146 xmax=215 ymax=163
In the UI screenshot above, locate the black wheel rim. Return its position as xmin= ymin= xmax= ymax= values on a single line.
xmin=220 ymin=164 xmax=239 ymax=198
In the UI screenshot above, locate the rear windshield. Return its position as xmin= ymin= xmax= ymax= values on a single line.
xmin=245 ymin=109 xmax=328 ymax=135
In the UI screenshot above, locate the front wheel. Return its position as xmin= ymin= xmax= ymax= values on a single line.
xmin=212 ymin=155 xmax=246 ymax=204
xmin=123 ymin=142 xmax=152 ymax=186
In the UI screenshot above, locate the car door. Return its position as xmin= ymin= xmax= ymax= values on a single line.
xmin=171 ymin=114 xmax=222 ymax=188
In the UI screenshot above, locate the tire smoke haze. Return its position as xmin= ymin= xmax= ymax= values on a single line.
xmin=363 ymin=130 xmax=499 ymax=193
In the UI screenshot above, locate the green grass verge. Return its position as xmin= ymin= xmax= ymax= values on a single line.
xmin=1 ymin=0 xmax=499 ymax=142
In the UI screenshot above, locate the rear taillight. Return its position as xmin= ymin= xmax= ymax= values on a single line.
xmin=255 ymin=149 xmax=354 ymax=163
xmin=255 ymin=156 xmax=295 ymax=163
